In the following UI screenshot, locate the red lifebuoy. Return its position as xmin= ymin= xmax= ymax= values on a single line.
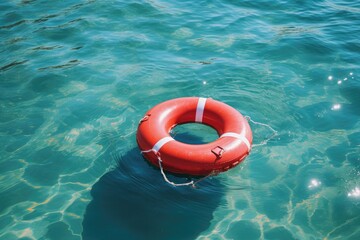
xmin=136 ymin=97 xmax=253 ymax=176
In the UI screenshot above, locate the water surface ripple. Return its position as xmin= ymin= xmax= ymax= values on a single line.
xmin=0 ymin=0 xmax=359 ymax=239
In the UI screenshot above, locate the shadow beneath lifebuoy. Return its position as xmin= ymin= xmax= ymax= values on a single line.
xmin=82 ymin=141 xmax=225 ymax=240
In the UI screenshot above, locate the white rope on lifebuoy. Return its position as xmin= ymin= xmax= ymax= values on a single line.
xmin=140 ymin=136 xmax=195 ymax=187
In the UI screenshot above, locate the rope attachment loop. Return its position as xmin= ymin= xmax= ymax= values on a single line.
xmin=245 ymin=116 xmax=278 ymax=147
xmin=141 ymin=149 xmax=195 ymax=187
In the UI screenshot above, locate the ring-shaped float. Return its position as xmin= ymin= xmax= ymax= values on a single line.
xmin=136 ymin=97 xmax=253 ymax=176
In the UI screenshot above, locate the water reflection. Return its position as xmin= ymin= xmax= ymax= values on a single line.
xmin=308 ymin=179 xmax=321 ymax=189
xmin=331 ymin=103 xmax=341 ymax=111
xmin=348 ymin=187 xmax=360 ymax=198
xmin=295 ymin=102 xmax=356 ymax=131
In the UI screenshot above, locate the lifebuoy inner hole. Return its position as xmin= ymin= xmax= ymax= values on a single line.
xmin=170 ymin=123 xmax=219 ymax=145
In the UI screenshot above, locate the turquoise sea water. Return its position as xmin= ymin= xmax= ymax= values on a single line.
xmin=1 ymin=0 xmax=359 ymax=239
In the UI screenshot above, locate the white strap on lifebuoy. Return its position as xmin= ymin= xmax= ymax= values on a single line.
xmin=152 ymin=136 xmax=174 ymax=153
xmin=220 ymin=132 xmax=251 ymax=152
xmin=195 ymin=97 xmax=207 ymax=123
